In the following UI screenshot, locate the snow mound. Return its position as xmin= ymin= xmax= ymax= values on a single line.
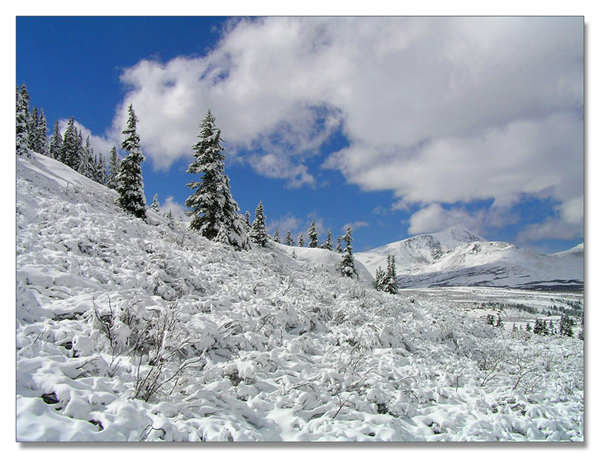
xmin=16 ymin=153 xmax=583 ymax=442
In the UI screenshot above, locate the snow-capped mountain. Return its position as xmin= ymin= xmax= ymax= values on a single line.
xmin=356 ymin=226 xmax=583 ymax=290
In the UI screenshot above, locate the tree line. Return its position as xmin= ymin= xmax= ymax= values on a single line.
xmin=16 ymin=84 xmax=368 ymax=282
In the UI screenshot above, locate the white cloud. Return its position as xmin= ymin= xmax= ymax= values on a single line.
xmin=517 ymin=196 xmax=584 ymax=242
xmin=161 ymin=196 xmax=190 ymax=222
xmin=407 ymin=203 xmax=517 ymax=237
xmin=109 ymin=17 xmax=583 ymax=240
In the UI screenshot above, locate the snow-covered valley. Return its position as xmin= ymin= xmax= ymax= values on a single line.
xmin=16 ymin=153 xmax=584 ymax=442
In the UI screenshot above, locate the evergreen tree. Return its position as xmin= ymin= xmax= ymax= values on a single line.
xmin=525 ymin=322 xmax=532 ymax=333
xmin=273 ymin=227 xmax=281 ymax=243
xmin=96 ymin=153 xmax=107 ymax=185
xmin=36 ymin=109 xmax=49 ymax=156
xmin=486 ymin=315 xmax=495 ymax=326
xmin=340 ymin=226 xmax=358 ymax=278
xmin=185 ymin=110 xmax=248 ymax=250
xmin=578 ymin=313 xmax=584 ymax=341
xmin=244 ymin=211 xmax=252 ymax=231
xmin=28 ymin=106 xmax=39 ymax=152
xmin=321 ymin=229 xmax=333 ymax=251
xmin=106 ymin=146 xmax=121 ymax=190
xmin=308 ymin=220 xmax=319 ymax=248
xmin=166 ymin=210 xmax=175 ymax=229
xmin=384 ymin=254 xmax=398 ymax=294
xmin=16 ymin=84 xmax=31 ymax=156
xmin=249 ymin=201 xmax=268 ymax=247
xmin=49 ymin=120 xmax=63 ymax=160
xmin=151 ymin=194 xmax=161 ymax=212
xmin=559 ymin=314 xmax=573 ymax=337
xmin=285 ymin=231 xmax=294 ymax=246
xmin=60 ymin=118 xmax=81 ymax=169
xmin=374 ymin=266 xmax=386 ymax=291
xmin=496 ymin=315 xmax=504 ymax=328
xmin=336 ymin=235 xmax=343 ymax=253
xmin=533 ymin=318 xmax=544 ymax=335
xmin=116 ymin=105 xmax=147 ymax=221
xmin=297 ymin=234 xmax=305 ymax=247
xmin=78 ymin=136 xmax=96 ymax=179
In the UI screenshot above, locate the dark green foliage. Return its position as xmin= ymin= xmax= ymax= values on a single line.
xmin=116 ymin=105 xmax=147 ymax=221
xmin=106 ymin=147 xmax=121 ymax=190
xmin=16 ymin=84 xmax=31 ymax=156
xmin=308 ymin=220 xmax=319 ymax=248
xmin=185 ymin=110 xmax=248 ymax=250
xmin=249 ymin=201 xmax=268 ymax=247
xmin=340 ymin=226 xmax=357 ymax=278
xmin=285 ymin=231 xmax=294 ymax=246
xmin=49 ymin=120 xmax=63 ymax=160
xmin=60 ymin=118 xmax=81 ymax=170
xmin=321 ymin=229 xmax=333 ymax=251
xmin=374 ymin=255 xmax=397 ymax=294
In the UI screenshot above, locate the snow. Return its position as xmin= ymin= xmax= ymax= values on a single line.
xmin=356 ymin=226 xmax=583 ymax=290
xmin=16 ymin=153 xmax=584 ymax=442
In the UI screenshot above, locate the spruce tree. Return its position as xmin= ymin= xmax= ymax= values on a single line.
xmin=116 ymin=105 xmax=147 ymax=221
xmin=384 ymin=254 xmax=398 ymax=294
xmin=285 ymin=231 xmax=294 ymax=246
xmin=28 ymin=106 xmax=39 ymax=153
xmin=250 ymin=201 xmax=268 ymax=247
xmin=60 ymin=118 xmax=81 ymax=169
xmin=49 ymin=120 xmax=63 ymax=160
xmin=106 ymin=146 xmax=121 ymax=190
xmin=185 ymin=110 xmax=249 ymax=250
xmin=36 ymin=109 xmax=49 ymax=156
xmin=273 ymin=227 xmax=281 ymax=243
xmin=78 ymin=136 xmax=96 ymax=179
xmin=308 ymin=220 xmax=319 ymax=248
xmin=244 ymin=211 xmax=252 ymax=231
xmin=16 ymin=84 xmax=31 ymax=156
xmin=297 ymin=234 xmax=305 ymax=247
xmin=96 ymin=153 xmax=107 ymax=185
xmin=151 ymin=194 xmax=161 ymax=212
xmin=340 ymin=226 xmax=358 ymax=278
xmin=336 ymin=235 xmax=343 ymax=253
xmin=321 ymin=229 xmax=333 ymax=251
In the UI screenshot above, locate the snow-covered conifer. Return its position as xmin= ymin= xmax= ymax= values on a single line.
xmin=185 ymin=110 xmax=249 ymax=250
xmin=16 ymin=84 xmax=31 ymax=156
xmin=151 ymin=194 xmax=161 ymax=212
xmin=78 ymin=136 xmax=96 ymax=179
xmin=245 ymin=211 xmax=252 ymax=231
xmin=336 ymin=235 xmax=343 ymax=253
xmin=340 ymin=226 xmax=358 ymax=278
xmin=250 ymin=201 xmax=268 ymax=247
xmin=107 ymin=146 xmax=121 ymax=190
xmin=384 ymin=255 xmax=398 ymax=294
xmin=36 ymin=109 xmax=49 ymax=156
xmin=60 ymin=118 xmax=81 ymax=170
xmin=116 ymin=105 xmax=147 ymax=221
xmin=49 ymin=120 xmax=63 ymax=160
xmin=285 ymin=231 xmax=294 ymax=246
xmin=96 ymin=153 xmax=107 ymax=185
xmin=308 ymin=220 xmax=319 ymax=248
xmin=273 ymin=227 xmax=280 ymax=243
xmin=321 ymin=229 xmax=333 ymax=251
xmin=297 ymin=234 xmax=305 ymax=247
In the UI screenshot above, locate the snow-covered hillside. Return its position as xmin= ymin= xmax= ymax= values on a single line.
xmin=16 ymin=153 xmax=583 ymax=441
xmin=356 ymin=226 xmax=583 ymax=290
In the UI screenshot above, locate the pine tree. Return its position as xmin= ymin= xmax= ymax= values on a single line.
xmin=106 ymin=146 xmax=121 ymax=190
xmin=297 ymin=234 xmax=305 ymax=247
xmin=340 ymin=226 xmax=358 ymax=278
xmin=49 ymin=120 xmax=63 ymax=160
xmin=16 ymin=84 xmax=31 ymax=156
xmin=250 ymin=201 xmax=268 ymax=247
xmin=384 ymin=254 xmax=398 ymax=294
xmin=308 ymin=220 xmax=319 ymax=248
xmin=151 ymin=194 xmax=161 ymax=212
xmin=336 ymin=235 xmax=343 ymax=254
xmin=374 ymin=266 xmax=386 ymax=291
xmin=285 ymin=231 xmax=294 ymax=246
xmin=60 ymin=118 xmax=81 ymax=169
xmin=116 ymin=105 xmax=147 ymax=221
xmin=559 ymin=314 xmax=573 ymax=337
xmin=496 ymin=315 xmax=504 ymax=328
xmin=185 ymin=110 xmax=248 ymax=250
xmin=96 ymin=153 xmax=107 ymax=185
xmin=273 ymin=227 xmax=281 ymax=243
xmin=533 ymin=318 xmax=544 ymax=335
xmin=36 ymin=109 xmax=49 ymax=156
xmin=244 ymin=211 xmax=252 ymax=231
xmin=321 ymin=229 xmax=333 ymax=251
xmin=78 ymin=136 xmax=96 ymax=179
xmin=28 ymin=106 xmax=39 ymax=153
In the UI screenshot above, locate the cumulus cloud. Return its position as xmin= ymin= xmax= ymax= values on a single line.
xmin=109 ymin=17 xmax=583 ymax=240
xmin=160 ymin=196 xmax=190 ymax=222
xmin=517 ymin=196 xmax=584 ymax=242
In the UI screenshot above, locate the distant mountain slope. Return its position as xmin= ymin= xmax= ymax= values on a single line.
xmin=356 ymin=226 xmax=583 ymax=291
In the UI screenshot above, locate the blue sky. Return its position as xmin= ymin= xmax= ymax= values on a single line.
xmin=16 ymin=16 xmax=584 ymax=253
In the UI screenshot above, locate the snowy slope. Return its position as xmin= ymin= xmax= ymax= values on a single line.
xmin=356 ymin=227 xmax=583 ymax=290
xmin=16 ymin=153 xmax=583 ymax=442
